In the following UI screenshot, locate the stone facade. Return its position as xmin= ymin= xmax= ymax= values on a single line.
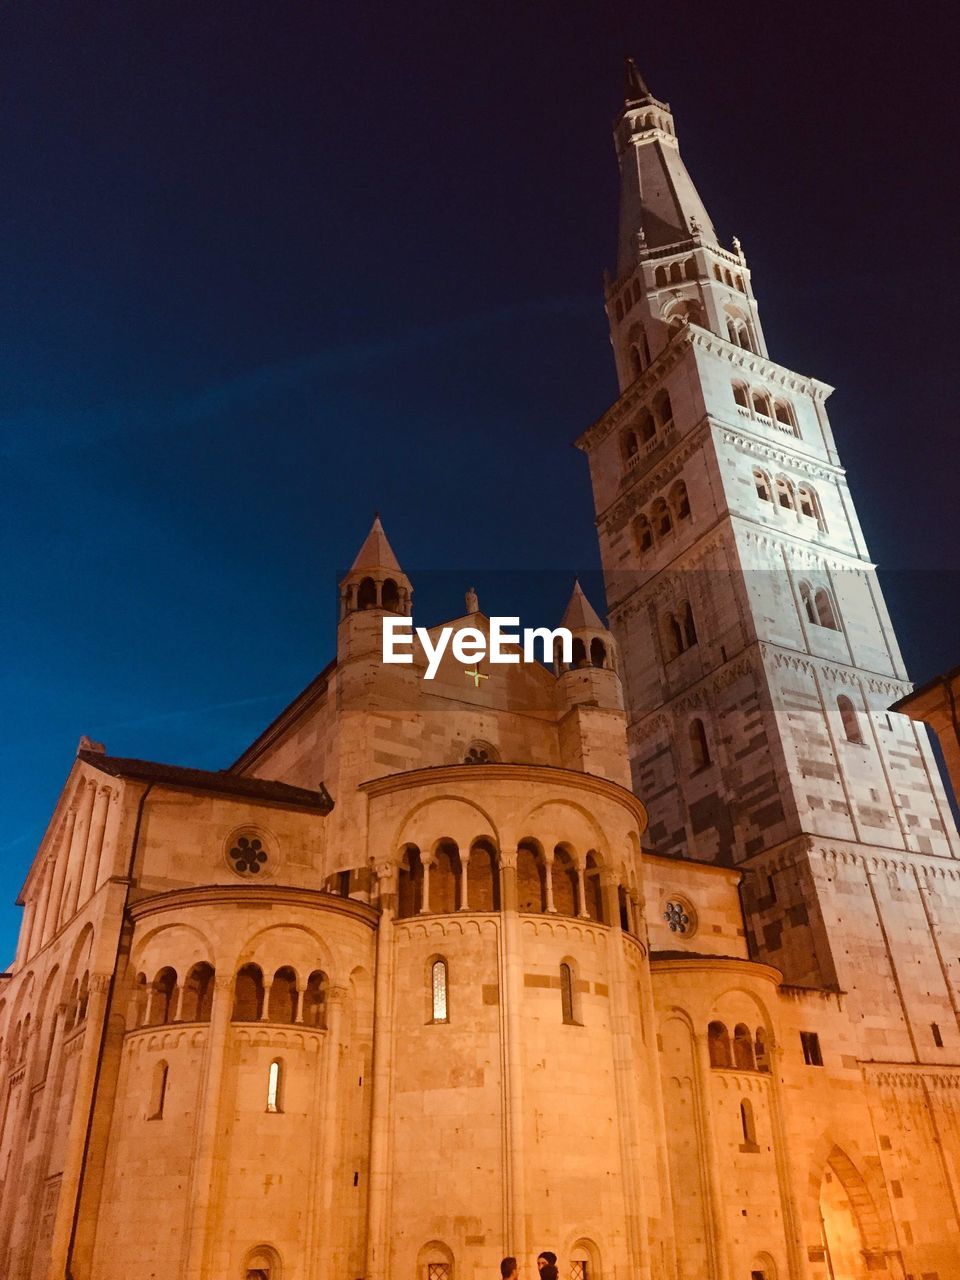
xmin=2 ymin=61 xmax=960 ymax=1280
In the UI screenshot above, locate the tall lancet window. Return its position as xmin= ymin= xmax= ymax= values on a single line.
xmin=431 ymin=958 xmax=449 ymax=1023
xmin=266 ymin=1059 xmax=284 ymax=1113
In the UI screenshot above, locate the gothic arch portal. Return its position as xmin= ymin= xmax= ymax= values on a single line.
xmin=818 ymin=1144 xmax=891 ymax=1278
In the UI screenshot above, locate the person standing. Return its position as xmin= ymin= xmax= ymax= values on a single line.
xmin=501 ymin=1258 xmax=518 ymax=1280
xmin=536 ymin=1253 xmax=557 ymax=1273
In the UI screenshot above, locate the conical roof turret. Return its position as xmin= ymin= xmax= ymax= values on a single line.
xmin=340 ymin=515 xmax=411 ymax=618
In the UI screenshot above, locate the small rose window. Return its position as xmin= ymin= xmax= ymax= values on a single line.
xmin=230 ymin=835 xmax=268 ymax=875
xmin=663 ymin=899 xmax=691 ymax=934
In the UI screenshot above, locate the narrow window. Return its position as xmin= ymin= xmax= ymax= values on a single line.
xmin=814 ymin=587 xmax=840 ymax=630
xmin=752 ymin=391 xmax=771 ymax=418
xmin=680 ymin=601 xmax=698 ymax=648
xmin=733 ymin=1023 xmax=755 ymax=1069
xmin=622 ymin=428 xmax=639 ymax=462
xmin=714 ymin=263 xmax=723 ymax=281
xmin=932 ymin=1022 xmax=944 ymax=1047
xmin=689 ymin=719 xmax=710 ymax=771
xmin=739 ymin=1098 xmax=758 ymax=1148
xmin=800 ymin=1030 xmax=823 ymax=1066
xmin=671 ymin=480 xmax=691 ymax=521
xmin=755 ymin=1027 xmax=770 ymax=1072
xmin=589 ymin=637 xmax=606 ymax=668
xmin=837 ymin=695 xmax=864 ymax=744
xmin=560 ymin=962 xmax=576 ymax=1025
xmin=775 ymin=476 xmax=795 ymax=511
xmin=655 ymin=265 xmax=667 ymax=286
xmin=149 ymin=1060 xmax=168 ymax=1120
xmin=799 ymin=581 xmax=817 ymax=625
xmin=431 ymin=958 xmax=448 ymax=1023
xmin=725 ymin=268 xmax=734 ymax=286
xmin=638 ymin=410 xmax=656 ymax=443
xmin=774 ymin=400 xmax=794 ymax=428
xmin=652 ymin=499 xmax=672 ymax=537
xmin=753 ymin=469 xmax=772 ymax=502
xmin=684 ymin=257 xmax=697 ymax=280
xmin=630 ymin=346 xmax=642 ymax=377
xmin=634 ymin=515 xmax=653 ymax=554
xmin=797 ymin=485 xmax=819 ymax=522
xmin=641 ymin=333 xmax=651 ymax=367
xmin=266 ymin=1058 xmax=283 ymax=1112
xmin=653 ymin=389 xmax=673 ymax=427
xmin=665 ymin=613 xmax=684 ymax=661
xmin=669 ymin=261 xmax=683 ymax=283
xmin=357 ymin=576 xmax=377 ymax=610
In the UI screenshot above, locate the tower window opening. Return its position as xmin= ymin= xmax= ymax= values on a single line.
xmin=708 ymin=1020 xmax=732 ymax=1068
xmin=590 ymin=637 xmax=607 ymax=668
xmin=752 ymin=391 xmax=771 ymax=418
xmin=630 ymin=346 xmax=642 ymax=378
xmin=739 ymin=1098 xmax=758 ymax=1149
xmin=431 ymin=958 xmax=449 ymax=1023
xmin=725 ymin=268 xmax=734 ymax=286
xmin=754 ymin=469 xmax=772 ymax=502
xmin=266 ymin=1058 xmax=284 ymax=1112
xmin=736 ymin=274 xmax=745 ymax=292
xmin=755 ymin=1027 xmax=770 ymax=1072
xmin=733 ymin=382 xmax=750 ymax=409
xmin=670 ymin=480 xmax=691 ymax=521
xmin=357 ymin=576 xmax=378 ymax=610
xmin=621 ymin=428 xmax=639 ymax=463
xmin=680 ymin=601 xmax=698 ymax=648
xmin=689 ymin=719 xmax=711 ymax=771
xmin=634 ymin=514 xmax=653 ymax=554
xmin=684 ymin=257 xmax=697 ymax=280
xmin=653 ymin=389 xmax=673 ymax=428
xmin=814 ymin=587 xmax=840 ymax=630
xmin=638 ymin=410 xmax=656 ymax=443
xmin=774 ymin=399 xmax=794 ymax=428
xmin=381 ymin=577 xmax=400 ymax=611
xmin=798 ymin=485 xmax=824 ymax=529
xmin=799 ymin=581 xmax=818 ymax=625
xmin=654 ymin=265 xmax=667 ymax=286
xmin=560 ymin=962 xmax=577 ymax=1025
xmin=669 ymin=261 xmax=683 ymax=283
xmin=933 ymin=1022 xmax=944 ymax=1047
xmin=652 ymin=499 xmax=672 ymax=538
xmin=800 ymin=1030 xmax=823 ymax=1066
xmin=714 ymin=263 xmax=723 ymax=281
xmin=148 ymin=1060 xmax=168 ymax=1120
xmin=733 ymin=1023 xmax=755 ymax=1069
xmin=837 ymin=695 xmax=864 ymax=745
xmin=775 ymin=476 xmax=795 ymax=511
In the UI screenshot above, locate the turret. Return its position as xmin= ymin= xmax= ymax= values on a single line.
xmin=338 ymin=515 xmax=411 ymax=619
xmin=554 ymin=581 xmax=628 ymax=785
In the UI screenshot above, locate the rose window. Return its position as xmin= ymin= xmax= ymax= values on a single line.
xmin=663 ymin=900 xmax=691 ymax=933
xmin=229 ymin=836 xmax=268 ymax=875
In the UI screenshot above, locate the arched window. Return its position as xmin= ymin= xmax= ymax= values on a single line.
xmin=774 ymin=400 xmax=794 ymax=428
xmin=664 ymin=612 xmax=683 ymax=661
xmin=838 ymin=695 xmax=864 ymax=744
xmin=725 ymin=268 xmax=734 ymax=286
xmin=431 ymin=958 xmax=449 ymax=1022
xmin=618 ymin=884 xmax=633 ymax=933
xmin=266 ymin=1058 xmax=284 ymax=1113
xmin=689 ymin=719 xmax=711 ymax=771
xmin=797 ymin=485 xmax=823 ymax=528
xmin=560 ymin=961 xmax=579 ymax=1025
xmin=740 ymin=1098 xmax=758 ymax=1148
xmin=150 ymin=968 xmax=177 ymax=1026
xmin=633 ymin=514 xmax=653 ymax=554
xmin=752 ymin=390 xmax=771 ymax=418
xmin=654 ymin=265 xmax=667 ymax=286
xmin=733 ymin=382 xmax=750 ymax=409
xmin=232 ymin=964 xmax=264 ymax=1022
xmin=733 ymin=1023 xmax=756 ymax=1069
xmin=630 ymin=346 xmax=642 ymax=378
xmin=798 ymin=581 xmax=818 ymax=625
xmin=356 ymin=577 xmax=377 ymax=610
xmin=708 ymin=1020 xmax=732 ymax=1068
xmin=775 ymin=476 xmax=795 ymax=511
xmin=670 ymin=480 xmax=691 ymax=521
xmin=303 ymin=970 xmax=327 ymax=1027
xmin=431 ymin=841 xmax=461 ymax=914
xmin=584 ymin=853 xmax=604 ymax=923
xmin=398 ymin=846 xmax=423 ymax=918
xmin=653 ymin=389 xmax=673 ymax=427
xmin=517 ymin=842 xmax=546 ymax=912
xmin=735 ymin=274 xmax=745 ymax=292
xmin=148 ymin=1060 xmax=168 ymax=1120
xmin=640 ymin=332 xmax=651 ymax=367
xmin=590 ymin=637 xmax=607 ymax=668
xmin=245 ymin=1245 xmax=282 ymax=1280
xmin=754 ymin=469 xmax=772 ymax=502
xmin=571 ymin=637 xmax=588 ymax=668
xmin=180 ymin=962 xmax=215 ymax=1022
xmin=680 ymin=601 xmax=698 ymax=648
xmin=621 ymin=428 xmax=639 ymax=463
xmin=268 ymin=967 xmax=298 ymax=1023
xmin=652 ymin=498 xmax=672 ymax=538
xmin=552 ymin=847 xmax=579 ymax=916
xmin=637 ymin=409 xmax=656 ymax=443
xmin=381 ymin=578 xmax=400 ymax=611
xmin=467 ymin=840 xmax=500 ymax=912
xmin=755 ymin=1027 xmax=770 ymax=1072
xmin=669 ymin=261 xmax=683 ymax=283
xmin=814 ymin=587 xmax=840 ymax=630
xmin=713 ymin=263 xmax=723 ymax=281
xmin=684 ymin=257 xmax=697 ymax=280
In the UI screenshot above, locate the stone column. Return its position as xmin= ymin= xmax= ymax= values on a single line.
xmin=44 ymin=810 xmax=75 ymax=946
xmin=45 ymin=973 xmax=113 ymax=1280
xmin=765 ymin=1042 xmax=813 ymax=1279
xmin=575 ymin=864 xmax=590 ymax=918
xmin=498 ymin=849 xmax=527 ymax=1260
xmin=294 ymin=986 xmax=305 ymax=1024
xmin=459 ymin=851 xmax=471 ymax=911
xmin=78 ymin=785 xmax=110 ymax=905
xmin=365 ymin=861 xmax=398 ymax=1280
xmin=419 ymin=853 xmax=434 ymax=914
xmin=180 ymin=975 xmax=234 ymax=1280
xmin=692 ymin=1031 xmax=734 ymax=1280
xmin=261 ymin=978 xmax=273 ymax=1020
xmin=64 ymin=781 xmax=97 ymax=924
xmin=543 ymin=852 xmax=556 ymax=913
xmin=314 ymin=986 xmax=349 ymax=1273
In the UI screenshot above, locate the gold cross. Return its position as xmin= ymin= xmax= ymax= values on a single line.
xmin=465 ymin=665 xmax=488 ymax=688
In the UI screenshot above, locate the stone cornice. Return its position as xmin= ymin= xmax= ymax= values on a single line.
xmin=862 ymin=1061 xmax=960 ymax=1089
xmin=127 ymin=884 xmax=380 ymax=929
xmin=650 ymin=953 xmax=782 ymax=984
xmin=359 ymin=763 xmax=649 ymax=829
xmin=734 ymin=520 xmax=875 ymax=572
xmin=689 ymin=327 xmax=833 ymax=400
xmin=760 ymin=642 xmax=910 ymax=696
xmin=718 ymin=424 xmax=844 ymax=483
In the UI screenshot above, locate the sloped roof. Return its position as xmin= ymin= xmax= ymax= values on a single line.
xmin=349 ymin=515 xmax=401 ymax=573
xmin=559 ymin=579 xmax=606 ymax=631
xmin=78 ymin=750 xmax=333 ymax=813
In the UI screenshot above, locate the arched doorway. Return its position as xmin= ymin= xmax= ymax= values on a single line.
xmin=818 ymin=1147 xmax=889 ymax=1278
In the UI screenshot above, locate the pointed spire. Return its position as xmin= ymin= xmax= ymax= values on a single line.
xmin=624 ymin=57 xmax=652 ymax=104
xmin=350 ymin=514 xmax=402 ymax=573
xmin=560 ymin=579 xmax=606 ymax=631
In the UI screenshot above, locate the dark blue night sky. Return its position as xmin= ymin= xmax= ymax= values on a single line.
xmin=2 ymin=3 xmax=958 ymax=959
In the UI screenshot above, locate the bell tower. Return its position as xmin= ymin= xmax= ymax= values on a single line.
xmin=577 ymin=64 xmax=960 ymax=1062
